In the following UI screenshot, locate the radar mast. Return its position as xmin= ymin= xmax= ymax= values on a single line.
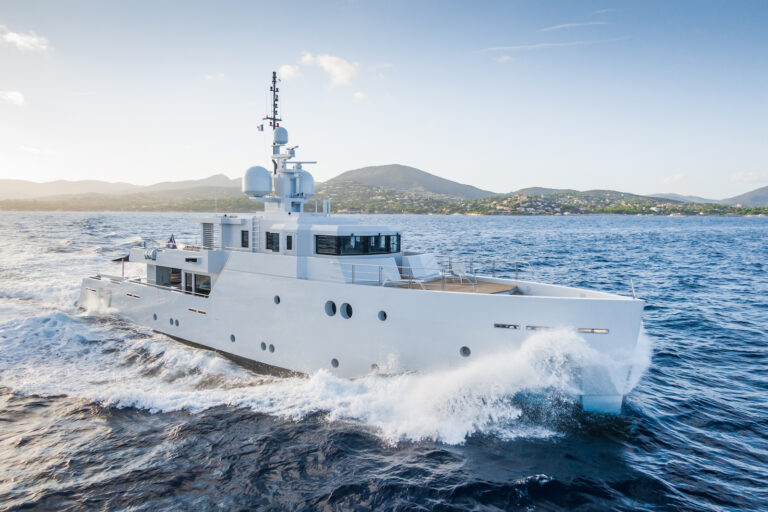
xmin=245 ymin=71 xmax=317 ymax=214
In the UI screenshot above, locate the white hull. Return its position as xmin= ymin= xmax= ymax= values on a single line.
xmin=78 ymin=267 xmax=643 ymax=413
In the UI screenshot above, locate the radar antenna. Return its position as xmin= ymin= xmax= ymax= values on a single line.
xmin=263 ymin=71 xmax=282 ymax=131
xmin=263 ymin=71 xmax=282 ymax=173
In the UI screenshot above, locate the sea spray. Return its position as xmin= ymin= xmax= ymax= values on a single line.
xmin=0 ymin=312 xmax=651 ymax=444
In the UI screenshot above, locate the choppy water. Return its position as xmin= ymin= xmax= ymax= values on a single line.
xmin=0 ymin=212 xmax=766 ymax=511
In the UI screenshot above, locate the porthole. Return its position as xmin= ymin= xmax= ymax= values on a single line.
xmin=331 ymin=358 xmax=339 ymax=368
xmin=341 ymin=303 xmax=353 ymax=319
xmin=153 ymin=313 xmax=157 ymax=321
xmin=274 ymin=295 xmax=280 ymax=305
xmin=378 ymin=310 xmax=387 ymax=321
xmin=325 ymin=300 xmax=337 ymax=316
xmin=269 ymin=344 xmax=275 ymax=353
xmin=260 ymin=342 xmax=267 ymax=351
xmin=460 ymin=346 xmax=471 ymax=357
xmin=230 ymin=334 xmax=236 ymax=343
xmin=175 ymin=319 xmax=179 ymax=327
xmin=169 ymin=318 xmax=173 ymax=325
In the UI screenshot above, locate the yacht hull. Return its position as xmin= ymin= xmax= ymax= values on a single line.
xmin=77 ymin=270 xmax=644 ymax=414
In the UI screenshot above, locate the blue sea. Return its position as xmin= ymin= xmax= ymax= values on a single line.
xmin=0 ymin=212 xmax=766 ymax=511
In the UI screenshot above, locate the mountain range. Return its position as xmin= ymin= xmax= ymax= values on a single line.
xmin=1 ymin=165 xmax=767 ymax=209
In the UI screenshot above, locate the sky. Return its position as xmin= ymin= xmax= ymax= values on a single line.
xmin=1 ymin=0 xmax=767 ymax=198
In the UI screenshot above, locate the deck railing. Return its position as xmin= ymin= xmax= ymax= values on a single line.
xmin=89 ymin=274 xmax=210 ymax=298
xmin=330 ymin=255 xmax=536 ymax=291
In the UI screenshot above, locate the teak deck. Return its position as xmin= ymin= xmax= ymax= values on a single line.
xmin=390 ymin=279 xmax=519 ymax=294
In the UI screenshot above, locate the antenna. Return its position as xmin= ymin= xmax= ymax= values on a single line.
xmin=263 ymin=71 xmax=281 ymax=131
xmin=263 ymin=71 xmax=282 ymax=173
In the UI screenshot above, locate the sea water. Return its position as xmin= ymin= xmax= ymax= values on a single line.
xmin=0 ymin=212 xmax=766 ymax=510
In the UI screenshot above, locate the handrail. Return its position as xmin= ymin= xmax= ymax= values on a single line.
xmin=328 ymin=254 xmax=537 ymax=289
xmin=329 ymin=260 xmax=479 ymax=290
xmin=90 ymin=274 xmax=211 ymax=298
xmin=128 ymin=278 xmax=211 ymax=298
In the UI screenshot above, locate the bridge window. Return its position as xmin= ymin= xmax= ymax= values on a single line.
xmin=241 ymin=230 xmax=249 ymax=248
xmin=266 ymin=232 xmax=279 ymax=252
xmin=315 ymin=234 xmax=401 ymax=255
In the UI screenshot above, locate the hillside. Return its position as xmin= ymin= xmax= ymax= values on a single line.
xmin=720 ymin=185 xmax=768 ymax=207
xmin=652 ymin=193 xmax=719 ymax=204
xmin=0 ymin=179 xmax=141 ymax=200
xmin=328 ymin=164 xmax=495 ymax=200
xmin=1 ymin=166 xmax=767 ymax=214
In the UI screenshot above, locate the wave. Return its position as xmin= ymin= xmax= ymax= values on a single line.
xmin=0 ymin=312 xmax=652 ymax=445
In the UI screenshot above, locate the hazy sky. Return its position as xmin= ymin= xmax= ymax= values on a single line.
xmin=1 ymin=0 xmax=767 ymax=198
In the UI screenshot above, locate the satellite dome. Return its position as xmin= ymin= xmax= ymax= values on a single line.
xmin=297 ymin=170 xmax=315 ymax=197
xmin=274 ymin=126 xmax=288 ymax=145
xmin=242 ymin=166 xmax=272 ymax=197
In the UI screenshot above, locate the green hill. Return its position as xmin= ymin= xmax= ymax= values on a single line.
xmin=328 ymin=164 xmax=495 ymax=200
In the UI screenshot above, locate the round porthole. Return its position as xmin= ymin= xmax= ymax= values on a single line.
xmin=378 ymin=310 xmax=387 ymax=321
xmin=260 ymin=342 xmax=267 ymax=351
xmin=341 ymin=303 xmax=353 ymax=319
xmin=325 ymin=300 xmax=337 ymax=316
xmin=460 ymin=346 xmax=471 ymax=357
xmin=175 ymin=319 xmax=179 ymax=327
xmin=269 ymin=344 xmax=275 ymax=353
xmin=331 ymin=358 xmax=339 ymax=368
xmin=274 ymin=295 xmax=280 ymax=305
xmin=153 ymin=313 xmax=157 ymax=321
xmin=230 ymin=334 xmax=236 ymax=343
xmin=169 ymin=318 xmax=173 ymax=325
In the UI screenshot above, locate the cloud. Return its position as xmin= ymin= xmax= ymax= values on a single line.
xmin=300 ymin=51 xmax=314 ymax=65
xmin=300 ymin=52 xmax=359 ymax=86
xmin=663 ymin=173 xmax=684 ymax=185
xmin=0 ymin=25 xmax=49 ymax=51
xmin=278 ymin=64 xmax=301 ymax=80
xmin=204 ymin=72 xmax=225 ymax=81
xmin=730 ymin=172 xmax=768 ymax=183
xmin=482 ymin=37 xmax=628 ymax=52
xmin=0 ymin=90 xmax=25 ymax=106
xmin=541 ymin=21 xmax=607 ymax=31
xmin=353 ymin=91 xmax=366 ymax=102
xmin=20 ymin=145 xmax=56 ymax=156
xmin=493 ymin=55 xmax=513 ymax=63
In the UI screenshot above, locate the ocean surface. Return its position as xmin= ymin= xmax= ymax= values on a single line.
xmin=0 ymin=212 xmax=766 ymax=511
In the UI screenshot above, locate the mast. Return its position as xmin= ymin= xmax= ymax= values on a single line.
xmin=262 ymin=71 xmax=282 ymax=174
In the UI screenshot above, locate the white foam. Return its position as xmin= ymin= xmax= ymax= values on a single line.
xmin=0 ymin=312 xmax=651 ymax=445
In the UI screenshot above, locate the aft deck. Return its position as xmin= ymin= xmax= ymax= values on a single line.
xmin=389 ymin=277 xmax=521 ymax=294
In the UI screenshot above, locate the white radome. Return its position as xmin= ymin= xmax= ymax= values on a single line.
xmin=274 ymin=126 xmax=289 ymax=145
xmin=243 ymin=166 xmax=272 ymax=197
xmin=297 ymin=170 xmax=314 ymax=197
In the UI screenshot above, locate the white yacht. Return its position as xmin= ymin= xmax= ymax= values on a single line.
xmin=78 ymin=72 xmax=645 ymax=413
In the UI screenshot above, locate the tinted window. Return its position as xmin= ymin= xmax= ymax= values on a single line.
xmin=266 ymin=232 xmax=279 ymax=252
xmin=241 ymin=230 xmax=249 ymax=248
xmin=315 ymin=234 xmax=401 ymax=255
xmin=286 ymin=235 xmax=293 ymax=251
